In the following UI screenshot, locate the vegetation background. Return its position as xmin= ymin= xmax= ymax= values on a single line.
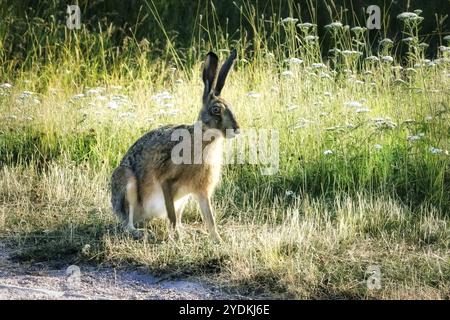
xmin=0 ymin=0 xmax=449 ymax=299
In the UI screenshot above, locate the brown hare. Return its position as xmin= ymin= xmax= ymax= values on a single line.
xmin=111 ymin=49 xmax=239 ymax=242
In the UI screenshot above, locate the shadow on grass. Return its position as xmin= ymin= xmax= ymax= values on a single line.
xmin=4 ymin=219 xmax=227 ymax=278
xmin=5 ymin=220 xmax=115 ymax=268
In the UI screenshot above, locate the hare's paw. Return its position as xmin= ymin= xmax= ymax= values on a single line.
xmin=125 ymin=227 xmax=144 ymax=240
xmin=210 ymin=231 xmax=223 ymax=244
xmin=168 ymin=226 xmax=184 ymax=242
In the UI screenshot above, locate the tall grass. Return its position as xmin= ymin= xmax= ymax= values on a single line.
xmin=0 ymin=0 xmax=449 ymax=299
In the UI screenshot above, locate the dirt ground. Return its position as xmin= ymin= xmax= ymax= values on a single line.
xmin=0 ymin=242 xmax=237 ymax=300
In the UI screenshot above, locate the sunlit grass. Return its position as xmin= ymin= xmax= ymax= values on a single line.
xmin=0 ymin=1 xmax=449 ymax=299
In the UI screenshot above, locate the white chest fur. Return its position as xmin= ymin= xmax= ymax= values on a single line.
xmin=142 ymin=184 xmax=189 ymax=219
xmin=142 ymin=136 xmax=224 ymax=219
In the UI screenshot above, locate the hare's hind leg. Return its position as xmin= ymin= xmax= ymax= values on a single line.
xmin=111 ymin=166 xmax=143 ymax=238
xmin=124 ymin=174 xmax=144 ymax=239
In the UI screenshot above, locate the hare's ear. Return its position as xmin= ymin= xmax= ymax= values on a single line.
xmin=202 ymin=51 xmax=219 ymax=101
xmin=214 ymin=48 xmax=237 ymax=96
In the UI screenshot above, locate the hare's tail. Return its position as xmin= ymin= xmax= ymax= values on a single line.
xmin=111 ymin=166 xmax=134 ymax=222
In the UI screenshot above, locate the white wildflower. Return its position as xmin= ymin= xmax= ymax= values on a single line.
xmin=107 ymin=101 xmax=119 ymax=110
xmin=162 ymin=102 xmax=175 ymax=108
xmin=86 ymin=88 xmax=102 ymax=95
xmin=344 ymin=100 xmax=363 ymax=108
xmin=355 ymin=107 xmax=370 ymax=113
xmin=112 ymin=94 xmax=129 ymax=101
xmin=72 ymin=93 xmax=85 ymax=99
xmin=0 ymin=83 xmax=13 ymax=89
xmin=407 ymin=135 xmax=421 ymax=142
xmin=323 ymin=150 xmax=334 ymax=155
xmin=429 ymin=147 xmax=443 ymax=154
xmin=325 ymin=22 xmax=343 ymax=29
xmin=351 ymin=79 xmax=364 ymax=85
xmin=311 ymin=63 xmax=326 ymax=69
xmin=319 ymin=72 xmax=331 ymax=79
xmin=297 ymin=22 xmax=316 ymax=29
xmin=305 ymin=35 xmax=319 ymax=41
xmin=286 ymin=104 xmax=299 ymax=111
xmin=397 ymin=12 xmax=419 ymax=21
xmin=281 ymin=17 xmax=298 ymax=24
xmin=402 ymin=37 xmax=416 ymax=43
xmin=281 ymin=70 xmax=294 ymax=78
xmin=151 ymin=91 xmax=173 ymax=101
xmin=341 ymin=50 xmax=363 ymax=56
xmin=374 ymin=144 xmax=383 ymax=150
xmin=381 ymin=55 xmax=394 ymax=63
xmin=284 ymin=57 xmax=303 ymax=64
xmin=328 ymin=48 xmax=341 ymax=54
xmin=365 ymin=56 xmax=380 ymax=62
xmin=379 ymin=38 xmax=394 ymax=46
xmin=293 ymin=119 xmax=314 ymax=129
xmin=285 ymin=190 xmax=295 ymax=197
xmin=246 ymin=91 xmax=261 ymax=98
xmin=351 ymin=26 xmax=367 ymax=33
xmin=20 ymin=91 xmax=33 ymax=99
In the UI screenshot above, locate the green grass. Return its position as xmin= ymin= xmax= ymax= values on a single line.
xmin=0 ymin=1 xmax=449 ymax=299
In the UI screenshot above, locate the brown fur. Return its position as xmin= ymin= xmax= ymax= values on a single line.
xmin=110 ymin=49 xmax=238 ymax=241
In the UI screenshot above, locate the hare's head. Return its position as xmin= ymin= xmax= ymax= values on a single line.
xmin=199 ymin=49 xmax=240 ymax=138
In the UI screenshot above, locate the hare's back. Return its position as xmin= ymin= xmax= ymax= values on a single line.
xmin=119 ymin=124 xmax=190 ymax=172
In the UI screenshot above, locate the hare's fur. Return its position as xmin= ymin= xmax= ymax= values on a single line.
xmin=111 ymin=50 xmax=238 ymax=242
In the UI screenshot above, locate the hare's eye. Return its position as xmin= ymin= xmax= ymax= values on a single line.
xmin=211 ymin=106 xmax=221 ymax=115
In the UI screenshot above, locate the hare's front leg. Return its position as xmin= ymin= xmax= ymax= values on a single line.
xmin=197 ymin=194 xmax=222 ymax=243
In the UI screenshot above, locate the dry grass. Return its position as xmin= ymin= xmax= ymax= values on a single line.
xmin=1 ymin=164 xmax=448 ymax=299
xmin=1 ymin=1 xmax=449 ymax=299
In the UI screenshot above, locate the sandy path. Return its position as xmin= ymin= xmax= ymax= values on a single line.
xmin=0 ymin=243 xmax=235 ymax=300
